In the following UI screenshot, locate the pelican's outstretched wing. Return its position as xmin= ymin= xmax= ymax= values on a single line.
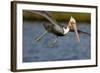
xmin=25 ymin=10 xmax=58 ymax=25
xmin=78 ymin=30 xmax=90 ymax=36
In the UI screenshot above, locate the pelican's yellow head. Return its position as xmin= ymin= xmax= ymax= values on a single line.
xmin=70 ymin=16 xmax=76 ymax=23
xmin=68 ymin=16 xmax=80 ymax=43
xmin=68 ymin=16 xmax=76 ymax=29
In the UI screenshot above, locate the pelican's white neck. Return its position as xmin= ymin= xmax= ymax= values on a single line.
xmin=63 ymin=27 xmax=70 ymax=35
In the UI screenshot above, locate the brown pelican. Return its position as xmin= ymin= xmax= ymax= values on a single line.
xmin=26 ymin=10 xmax=90 ymax=44
xmin=42 ymin=16 xmax=80 ymax=43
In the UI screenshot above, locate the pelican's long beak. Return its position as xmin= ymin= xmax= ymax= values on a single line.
xmin=73 ymin=23 xmax=80 ymax=43
xmin=70 ymin=16 xmax=80 ymax=43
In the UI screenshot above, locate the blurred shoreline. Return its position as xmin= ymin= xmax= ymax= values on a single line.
xmin=23 ymin=10 xmax=91 ymax=23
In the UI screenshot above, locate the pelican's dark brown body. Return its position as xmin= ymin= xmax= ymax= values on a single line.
xmin=43 ymin=22 xmax=65 ymax=36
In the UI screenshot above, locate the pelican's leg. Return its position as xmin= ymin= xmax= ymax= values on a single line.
xmin=52 ymin=37 xmax=58 ymax=44
xmin=35 ymin=31 xmax=47 ymax=42
xmin=48 ymin=36 xmax=58 ymax=47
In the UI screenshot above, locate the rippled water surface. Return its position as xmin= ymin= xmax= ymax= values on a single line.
xmin=23 ymin=21 xmax=91 ymax=62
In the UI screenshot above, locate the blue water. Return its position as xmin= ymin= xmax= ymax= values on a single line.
xmin=23 ymin=21 xmax=91 ymax=62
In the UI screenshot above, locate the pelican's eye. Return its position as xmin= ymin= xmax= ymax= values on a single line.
xmin=70 ymin=21 xmax=76 ymax=24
